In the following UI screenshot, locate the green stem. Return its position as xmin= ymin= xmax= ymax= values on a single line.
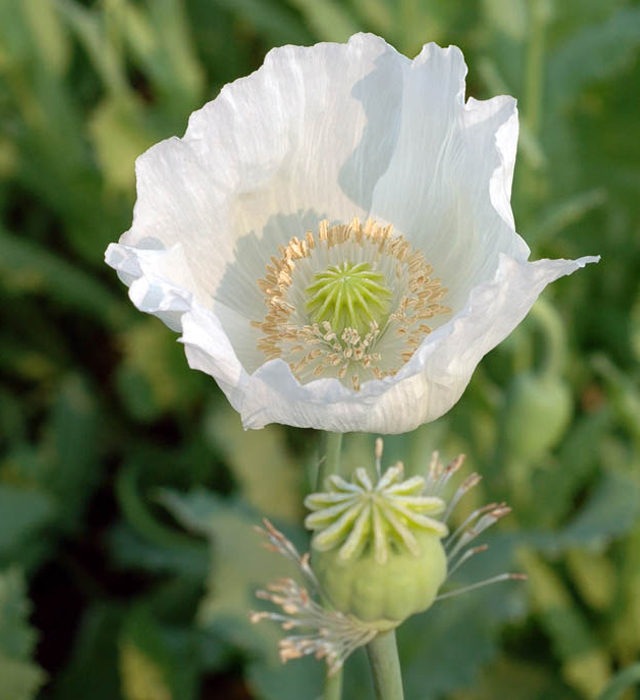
xmin=323 ymin=667 xmax=344 ymax=700
xmin=317 ymin=431 xmax=343 ymax=489
xmin=318 ymin=431 xmax=344 ymax=700
xmin=367 ymin=630 xmax=404 ymax=700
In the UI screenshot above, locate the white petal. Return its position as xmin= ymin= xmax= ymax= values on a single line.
xmin=105 ymin=34 xmax=600 ymax=435
xmin=118 ymin=34 xmax=405 ymax=318
xmin=369 ymin=44 xmax=529 ymax=315
xmin=185 ymin=254 xmax=596 ymax=433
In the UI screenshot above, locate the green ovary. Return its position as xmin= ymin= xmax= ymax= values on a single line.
xmin=305 ymin=261 xmax=392 ymax=337
xmin=312 ymin=531 xmax=447 ymax=627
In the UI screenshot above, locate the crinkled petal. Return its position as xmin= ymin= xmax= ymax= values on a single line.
xmin=105 ymin=33 xmax=600 ymax=434
xmin=369 ymin=43 xmax=528 ymax=314
xmin=180 ymin=254 xmax=598 ymax=432
xmin=115 ymin=33 xmax=405 ymax=321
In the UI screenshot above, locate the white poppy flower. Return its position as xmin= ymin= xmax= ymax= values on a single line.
xmin=105 ymin=33 xmax=597 ymax=434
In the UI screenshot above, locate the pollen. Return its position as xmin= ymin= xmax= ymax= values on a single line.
xmin=253 ymin=217 xmax=451 ymax=389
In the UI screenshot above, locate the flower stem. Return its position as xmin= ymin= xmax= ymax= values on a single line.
xmin=317 ymin=431 xmax=343 ymax=488
xmin=366 ymin=630 xmax=404 ymax=700
xmin=319 ymin=431 xmax=344 ymax=700
xmin=323 ymin=667 xmax=344 ymax=700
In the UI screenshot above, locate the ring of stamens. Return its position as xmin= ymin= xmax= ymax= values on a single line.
xmin=253 ymin=217 xmax=451 ymax=390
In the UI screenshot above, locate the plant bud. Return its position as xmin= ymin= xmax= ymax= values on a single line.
xmin=501 ymin=372 xmax=573 ymax=463
xmin=305 ymin=464 xmax=448 ymax=628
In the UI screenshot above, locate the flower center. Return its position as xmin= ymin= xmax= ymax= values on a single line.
xmin=305 ymin=261 xmax=392 ymax=338
xmin=253 ymin=218 xmax=451 ymax=390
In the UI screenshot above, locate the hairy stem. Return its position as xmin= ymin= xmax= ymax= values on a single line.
xmin=367 ymin=630 xmax=404 ymax=700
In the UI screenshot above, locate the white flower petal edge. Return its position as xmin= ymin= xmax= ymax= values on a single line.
xmin=105 ymin=33 xmax=598 ymax=434
xmin=178 ymin=253 xmax=597 ymax=432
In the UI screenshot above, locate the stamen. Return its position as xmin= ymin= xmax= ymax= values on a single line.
xmin=250 ymin=520 xmax=378 ymax=673
xmin=254 ymin=218 xmax=451 ymax=389
xmin=435 ymin=573 xmax=527 ymax=601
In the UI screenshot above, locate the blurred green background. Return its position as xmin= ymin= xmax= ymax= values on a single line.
xmin=1 ymin=0 xmax=640 ymax=698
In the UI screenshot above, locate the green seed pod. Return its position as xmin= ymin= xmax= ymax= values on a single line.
xmin=501 ymin=372 xmax=573 ymax=463
xmin=305 ymin=463 xmax=448 ymax=628
xmin=312 ymin=529 xmax=447 ymax=625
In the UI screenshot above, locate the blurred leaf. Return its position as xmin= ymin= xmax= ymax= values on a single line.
xmin=0 ymin=568 xmax=46 ymax=700
xmin=531 ymin=408 xmax=611 ymax=526
xmin=160 ymin=488 xmax=303 ymax=661
xmin=520 ymin=550 xmax=611 ymax=697
xmin=0 ymin=485 xmax=56 ymax=564
xmin=0 ymin=224 xmax=126 ymax=328
xmin=399 ymin=591 xmax=506 ymax=699
xmin=565 ymin=549 xmax=617 ymax=611
xmin=56 ymin=0 xmax=129 ymax=96
xmin=107 ymin=523 xmax=208 ymax=579
xmin=205 ymin=407 xmax=302 ymax=521
xmin=247 ymin=655 xmax=324 ymax=700
xmin=38 ymin=374 xmax=102 ymax=531
xmin=120 ymin=606 xmax=199 ymax=700
xmin=88 ymin=97 xmax=157 ymax=192
xmin=481 ymin=0 xmax=528 ymax=41
xmin=120 ymin=641 xmax=172 ymax=700
xmin=123 ymin=0 xmax=204 ymax=116
xmin=51 ymin=603 xmax=124 ymax=700
xmin=349 ymin=0 xmax=394 ymax=35
xmin=548 ymin=7 xmax=640 ymax=110
xmin=557 ymin=471 xmax=640 ymax=552
xmin=16 ymin=0 xmax=71 ymax=75
xmin=287 ymin=0 xmax=359 ymax=41
xmin=115 ymin=319 xmax=205 ymax=422
xmin=592 ymin=354 xmax=640 ymax=447
xmin=453 ymin=658 xmax=579 ymax=700
xmin=596 ymin=664 xmax=640 ymax=700
xmin=527 ymin=188 xmax=608 ymax=246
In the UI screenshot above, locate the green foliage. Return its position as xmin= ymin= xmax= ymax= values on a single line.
xmin=0 ymin=568 xmax=47 ymax=700
xmin=1 ymin=0 xmax=639 ymax=698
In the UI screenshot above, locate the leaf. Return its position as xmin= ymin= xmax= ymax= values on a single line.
xmin=88 ymin=97 xmax=157 ymax=193
xmin=247 ymin=655 xmax=324 ymax=700
xmin=204 ymin=406 xmax=303 ymax=521
xmin=519 ymin=550 xmax=611 ymax=697
xmin=19 ymin=0 xmax=71 ymax=76
xmin=160 ymin=489 xmax=304 ymax=661
xmin=0 ymin=568 xmax=46 ymax=700
xmin=399 ymin=588 xmax=515 ymax=699
xmin=0 ymin=224 xmax=126 ymax=329
xmin=481 ymin=0 xmax=528 ymax=41
xmin=565 ymin=549 xmax=617 ymax=612
xmin=123 ymin=0 xmax=205 ymax=116
xmin=38 ymin=374 xmax=102 ymax=531
xmin=120 ymin=640 xmax=173 ymax=700
xmin=119 ymin=606 xmax=200 ymax=700
xmin=0 ymin=485 xmax=56 ymax=564
xmin=107 ymin=523 xmax=209 ymax=579
xmin=557 ymin=471 xmax=640 ymax=552
xmin=596 ymin=663 xmax=640 ymax=700
xmin=55 ymin=0 xmax=130 ymax=96
xmin=287 ymin=0 xmax=359 ymax=42
xmin=548 ymin=7 xmax=640 ymax=110
xmin=51 ymin=603 xmax=124 ymax=700
xmin=452 ymin=658 xmax=580 ymax=700
xmin=115 ymin=319 xmax=205 ymax=422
